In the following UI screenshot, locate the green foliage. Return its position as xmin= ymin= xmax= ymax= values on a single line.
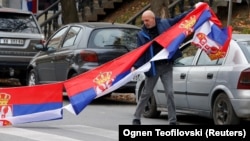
xmin=240 ymin=28 xmax=250 ymax=34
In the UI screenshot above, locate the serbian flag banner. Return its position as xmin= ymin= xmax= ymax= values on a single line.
xmin=63 ymin=41 xmax=152 ymax=115
xmin=22 ymin=0 xmax=38 ymax=14
xmin=190 ymin=3 xmax=232 ymax=60
xmin=64 ymin=2 xmax=232 ymax=115
xmin=191 ymin=21 xmax=232 ymax=60
xmin=154 ymin=2 xmax=209 ymax=57
xmin=0 ymin=82 xmax=63 ymax=126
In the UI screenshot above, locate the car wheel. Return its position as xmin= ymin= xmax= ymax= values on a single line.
xmin=68 ymin=72 xmax=77 ymax=79
xmin=139 ymin=85 xmax=161 ymax=118
xmin=28 ymin=69 xmax=38 ymax=86
xmin=212 ymin=93 xmax=240 ymax=125
xmin=19 ymin=71 xmax=27 ymax=86
xmin=19 ymin=78 xmax=27 ymax=86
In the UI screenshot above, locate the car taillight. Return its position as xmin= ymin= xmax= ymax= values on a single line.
xmin=80 ymin=50 xmax=98 ymax=62
xmin=237 ymin=68 xmax=250 ymax=89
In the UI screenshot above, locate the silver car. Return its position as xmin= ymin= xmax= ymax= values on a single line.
xmin=135 ymin=34 xmax=250 ymax=125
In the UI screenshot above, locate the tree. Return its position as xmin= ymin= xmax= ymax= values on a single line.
xmin=60 ymin=0 xmax=79 ymax=24
xmin=150 ymin=0 xmax=171 ymax=18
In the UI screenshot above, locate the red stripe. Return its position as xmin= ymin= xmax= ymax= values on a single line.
xmin=221 ymin=26 xmax=232 ymax=52
xmin=0 ymin=82 xmax=63 ymax=104
xmin=32 ymin=0 xmax=37 ymax=14
xmin=155 ymin=3 xmax=208 ymax=48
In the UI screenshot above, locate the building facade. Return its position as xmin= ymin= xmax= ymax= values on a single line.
xmin=0 ymin=0 xmax=57 ymax=14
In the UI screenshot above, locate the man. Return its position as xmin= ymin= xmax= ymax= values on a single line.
xmin=131 ymin=9 xmax=191 ymax=125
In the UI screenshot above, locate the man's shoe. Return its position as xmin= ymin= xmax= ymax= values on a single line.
xmin=132 ymin=119 xmax=141 ymax=125
xmin=169 ymin=122 xmax=179 ymax=125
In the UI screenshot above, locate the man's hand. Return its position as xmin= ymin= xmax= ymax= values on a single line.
xmin=195 ymin=2 xmax=203 ymax=8
xmin=131 ymin=67 xmax=136 ymax=72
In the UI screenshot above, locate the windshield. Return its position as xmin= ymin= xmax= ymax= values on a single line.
xmin=0 ymin=12 xmax=40 ymax=33
xmin=238 ymin=41 xmax=250 ymax=62
xmin=89 ymin=28 xmax=139 ymax=50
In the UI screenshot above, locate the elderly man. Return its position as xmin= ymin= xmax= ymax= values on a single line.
xmin=131 ymin=8 xmax=192 ymax=125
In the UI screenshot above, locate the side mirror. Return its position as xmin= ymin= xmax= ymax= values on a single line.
xmin=34 ymin=44 xmax=46 ymax=51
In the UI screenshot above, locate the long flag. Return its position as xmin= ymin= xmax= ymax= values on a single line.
xmin=0 ymin=82 xmax=63 ymax=126
xmin=0 ymin=2 xmax=233 ymax=126
xmin=63 ymin=41 xmax=153 ymax=115
xmin=64 ymin=2 xmax=232 ymax=115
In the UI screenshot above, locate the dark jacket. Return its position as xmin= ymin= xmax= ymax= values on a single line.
xmin=134 ymin=11 xmax=190 ymax=77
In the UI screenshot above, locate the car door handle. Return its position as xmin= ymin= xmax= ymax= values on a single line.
xmin=180 ymin=73 xmax=186 ymax=79
xmin=207 ymin=73 xmax=213 ymax=79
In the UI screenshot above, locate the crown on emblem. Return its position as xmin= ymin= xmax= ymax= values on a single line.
xmin=0 ymin=93 xmax=11 ymax=105
xmin=179 ymin=15 xmax=196 ymax=30
xmin=93 ymin=72 xmax=112 ymax=86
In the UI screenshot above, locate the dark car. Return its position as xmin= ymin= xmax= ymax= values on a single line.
xmin=0 ymin=7 xmax=44 ymax=85
xmin=27 ymin=22 xmax=140 ymax=93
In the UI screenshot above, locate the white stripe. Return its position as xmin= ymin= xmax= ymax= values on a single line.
xmin=0 ymin=125 xmax=117 ymax=141
xmin=150 ymin=48 xmax=169 ymax=61
xmin=7 ymin=109 xmax=62 ymax=125
xmin=0 ymin=128 xmax=82 ymax=141
xmin=192 ymin=21 xmax=219 ymax=48
xmin=59 ymin=125 xmax=117 ymax=140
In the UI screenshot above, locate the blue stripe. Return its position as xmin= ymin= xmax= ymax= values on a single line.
xmin=69 ymin=88 xmax=96 ymax=115
xmin=112 ymin=70 xmax=130 ymax=84
xmin=208 ymin=26 xmax=229 ymax=46
xmin=13 ymin=102 xmax=62 ymax=116
xmin=167 ymin=34 xmax=186 ymax=59
xmin=149 ymin=45 xmax=156 ymax=76
xmin=193 ymin=9 xmax=211 ymax=31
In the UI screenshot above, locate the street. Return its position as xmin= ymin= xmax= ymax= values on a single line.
xmin=0 ymin=92 xmax=249 ymax=140
xmin=0 ymin=93 xmax=213 ymax=141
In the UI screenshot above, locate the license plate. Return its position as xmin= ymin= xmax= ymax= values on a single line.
xmin=0 ymin=38 xmax=24 ymax=45
xmin=132 ymin=74 xmax=141 ymax=81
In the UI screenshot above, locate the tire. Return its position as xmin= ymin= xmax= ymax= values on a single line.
xmin=19 ymin=71 xmax=27 ymax=86
xmin=139 ymin=85 xmax=161 ymax=118
xmin=28 ymin=69 xmax=38 ymax=86
xmin=19 ymin=78 xmax=27 ymax=86
xmin=212 ymin=93 xmax=240 ymax=125
xmin=69 ymin=73 xmax=77 ymax=79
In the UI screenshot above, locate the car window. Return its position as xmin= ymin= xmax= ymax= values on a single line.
xmin=47 ymin=27 xmax=68 ymax=50
xmin=238 ymin=41 xmax=250 ymax=62
xmin=89 ymin=28 xmax=139 ymax=50
xmin=0 ymin=12 xmax=40 ymax=33
xmin=174 ymin=44 xmax=198 ymax=66
xmin=197 ymin=51 xmax=219 ymax=65
xmin=62 ymin=26 xmax=81 ymax=47
xmin=217 ymin=57 xmax=224 ymax=65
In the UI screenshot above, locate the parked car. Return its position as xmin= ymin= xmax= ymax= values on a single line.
xmin=135 ymin=34 xmax=250 ymax=125
xmin=0 ymin=7 xmax=44 ymax=85
xmin=27 ymin=22 xmax=140 ymax=93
